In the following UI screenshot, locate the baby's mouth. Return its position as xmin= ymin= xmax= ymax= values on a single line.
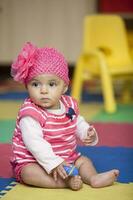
xmin=40 ymin=98 xmax=50 ymax=102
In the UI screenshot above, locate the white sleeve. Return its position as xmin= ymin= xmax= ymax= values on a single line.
xmin=76 ymin=115 xmax=98 ymax=145
xmin=20 ymin=116 xmax=64 ymax=174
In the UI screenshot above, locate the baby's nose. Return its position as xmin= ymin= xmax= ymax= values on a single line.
xmin=40 ymin=85 xmax=48 ymax=93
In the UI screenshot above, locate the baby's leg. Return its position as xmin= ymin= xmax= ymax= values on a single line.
xmin=75 ymin=156 xmax=119 ymax=188
xmin=21 ymin=163 xmax=82 ymax=190
xmin=21 ymin=163 xmax=66 ymax=188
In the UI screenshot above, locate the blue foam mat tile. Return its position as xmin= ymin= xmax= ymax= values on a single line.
xmin=0 ymin=178 xmax=17 ymax=198
xmin=0 ymin=177 xmax=16 ymax=191
xmin=77 ymin=146 xmax=133 ymax=183
xmin=0 ymin=90 xmax=103 ymax=102
xmin=0 ymin=92 xmax=28 ymax=100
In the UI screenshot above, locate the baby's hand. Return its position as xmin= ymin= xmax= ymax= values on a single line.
xmin=83 ymin=125 xmax=97 ymax=146
xmin=52 ymin=161 xmax=69 ymax=181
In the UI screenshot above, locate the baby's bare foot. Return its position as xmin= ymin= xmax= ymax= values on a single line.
xmin=90 ymin=169 xmax=119 ymax=188
xmin=67 ymin=176 xmax=83 ymax=191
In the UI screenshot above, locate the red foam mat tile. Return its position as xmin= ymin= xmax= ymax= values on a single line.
xmin=94 ymin=122 xmax=133 ymax=147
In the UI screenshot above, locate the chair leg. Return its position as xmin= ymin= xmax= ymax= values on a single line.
xmin=100 ymin=66 xmax=117 ymax=113
xmin=71 ymin=58 xmax=84 ymax=102
xmin=122 ymin=80 xmax=132 ymax=103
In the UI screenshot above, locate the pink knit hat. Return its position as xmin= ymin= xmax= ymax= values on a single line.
xmin=11 ymin=42 xmax=69 ymax=85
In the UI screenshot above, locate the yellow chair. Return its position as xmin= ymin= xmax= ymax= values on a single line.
xmin=71 ymin=14 xmax=133 ymax=113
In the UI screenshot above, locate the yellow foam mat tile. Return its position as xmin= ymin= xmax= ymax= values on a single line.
xmin=0 ymin=101 xmax=22 ymax=120
xmin=0 ymin=101 xmax=102 ymax=120
xmin=1 ymin=183 xmax=133 ymax=200
xmin=79 ymin=103 xmax=102 ymax=121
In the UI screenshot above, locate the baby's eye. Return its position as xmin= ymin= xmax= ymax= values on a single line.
xmin=32 ymin=82 xmax=40 ymax=87
xmin=49 ymin=81 xmax=57 ymax=87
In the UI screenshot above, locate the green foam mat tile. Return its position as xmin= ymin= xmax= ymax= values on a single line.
xmin=0 ymin=120 xmax=15 ymax=143
xmin=92 ymin=104 xmax=133 ymax=122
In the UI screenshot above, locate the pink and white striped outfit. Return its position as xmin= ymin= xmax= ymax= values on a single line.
xmin=11 ymin=95 xmax=81 ymax=181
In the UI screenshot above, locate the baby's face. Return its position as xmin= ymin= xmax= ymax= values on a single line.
xmin=27 ymin=74 xmax=68 ymax=109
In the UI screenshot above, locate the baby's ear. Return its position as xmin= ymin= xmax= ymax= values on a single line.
xmin=63 ymin=85 xmax=68 ymax=94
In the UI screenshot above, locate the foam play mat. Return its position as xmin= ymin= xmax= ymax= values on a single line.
xmin=1 ymin=182 xmax=133 ymax=200
xmin=0 ymin=92 xmax=133 ymax=199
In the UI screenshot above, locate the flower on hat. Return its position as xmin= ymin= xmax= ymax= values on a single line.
xmin=11 ymin=42 xmax=37 ymax=83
